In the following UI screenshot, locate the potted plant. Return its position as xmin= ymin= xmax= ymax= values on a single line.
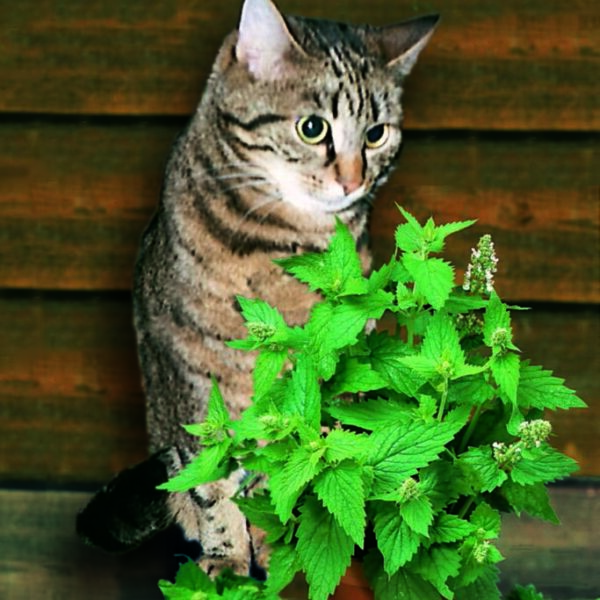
xmin=158 ymin=207 xmax=585 ymax=600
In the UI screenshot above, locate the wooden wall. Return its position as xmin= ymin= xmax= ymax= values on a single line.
xmin=0 ymin=1 xmax=598 ymax=598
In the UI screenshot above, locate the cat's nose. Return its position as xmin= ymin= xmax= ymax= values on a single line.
xmin=336 ymin=155 xmax=364 ymax=195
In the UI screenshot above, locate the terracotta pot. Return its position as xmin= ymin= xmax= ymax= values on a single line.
xmin=330 ymin=560 xmax=373 ymax=599
xmin=282 ymin=560 xmax=373 ymax=599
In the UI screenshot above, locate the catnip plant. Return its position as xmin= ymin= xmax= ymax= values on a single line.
xmin=159 ymin=207 xmax=585 ymax=600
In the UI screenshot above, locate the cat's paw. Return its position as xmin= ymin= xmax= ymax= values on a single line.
xmin=198 ymin=554 xmax=250 ymax=578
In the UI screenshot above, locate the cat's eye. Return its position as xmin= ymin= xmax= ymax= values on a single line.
xmin=365 ymin=124 xmax=389 ymax=149
xmin=296 ymin=115 xmax=329 ymax=145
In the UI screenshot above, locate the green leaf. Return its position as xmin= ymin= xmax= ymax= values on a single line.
xmin=430 ymin=514 xmax=475 ymax=544
xmin=447 ymin=376 xmax=495 ymax=408
xmin=483 ymin=292 xmax=518 ymax=351
xmin=395 ymin=207 xmax=425 ymax=253
xmin=296 ymin=495 xmax=354 ymax=600
xmin=324 ymin=429 xmax=371 ymax=463
xmin=456 ymin=565 xmax=501 ymax=600
xmin=264 ymin=544 xmax=301 ymax=594
xmin=372 ymin=501 xmax=423 ymax=575
xmin=284 ymin=354 xmax=321 ymax=430
xmin=253 ymin=350 xmax=287 ymax=401
xmin=457 ymin=446 xmax=508 ymax=493
xmin=234 ymin=493 xmax=289 ymax=544
xmin=490 ymin=351 xmax=520 ymax=405
xmin=269 ymin=445 xmax=325 ymax=523
xmin=327 ymin=357 xmax=388 ymax=397
xmin=501 ymin=480 xmax=559 ymax=524
xmin=400 ymin=495 xmax=434 ymax=537
xmin=403 ymin=254 xmax=454 ymax=310
xmin=368 ymin=420 xmax=459 ymax=495
xmin=411 ymin=544 xmax=462 ymax=599
xmin=236 ymin=296 xmax=288 ymax=344
xmin=470 ymin=502 xmax=501 ymax=539
xmin=328 ymin=397 xmax=411 ymax=431
xmin=510 ymin=445 xmax=579 ymax=485
xmin=517 ymin=362 xmax=587 ymax=410
xmin=372 ymin=566 xmax=440 ymax=600
xmin=430 ymin=219 xmax=477 ymax=253
xmin=368 ymin=332 xmax=426 ymax=396
xmin=506 ymin=584 xmax=549 ymax=600
xmin=276 ymin=220 xmax=368 ymax=299
xmin=183 ymin=380 xmax=230 ymax=442
xmin=306 ymin=291 xmax=393 ymax=379
xmin=159 ymin=560 xmax=214 ymax=599
xmin=158 ymin=440 xmax=231 ymax=491
xmin=313 ymin=460 xmax=366 ymax=546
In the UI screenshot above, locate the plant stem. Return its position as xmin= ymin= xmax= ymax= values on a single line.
xmin=459 ymin=404 xmax=483 ymax=453
xmin=436 ymin=378 xmax=449 ymax=421
xmin=457 ymin=496 xmax=475 ymax=519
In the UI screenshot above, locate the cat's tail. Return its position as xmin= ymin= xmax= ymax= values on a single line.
xmin=76 ymin=448 xmax=175 ymax=553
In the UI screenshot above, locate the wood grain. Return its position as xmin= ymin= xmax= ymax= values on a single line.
xmin=0 ymin=0 xmax=598 ymax=130
xmin=1 ymin=122 xmax=597 ymax=301
xmin=0 ymin=486 xmax=597 ymax=599
xmin=0 ymin=295 xmax=597 ymax=484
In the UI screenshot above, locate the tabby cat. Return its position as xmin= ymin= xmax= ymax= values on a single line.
xmin=77 ymin=0 xmax=438 ymax=578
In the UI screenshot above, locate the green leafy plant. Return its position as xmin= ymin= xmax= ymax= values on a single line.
xmin=158 ymin=207 xmax=586 ymax=600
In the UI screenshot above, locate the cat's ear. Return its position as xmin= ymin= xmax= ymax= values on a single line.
xmin=377 ymin=14 xmax=440 ymax=77
xmin=236 ymin=0 xmax=303 ymax=80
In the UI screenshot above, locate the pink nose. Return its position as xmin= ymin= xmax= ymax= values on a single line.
xmin=341 ymin=179 xmax=362 ymax=195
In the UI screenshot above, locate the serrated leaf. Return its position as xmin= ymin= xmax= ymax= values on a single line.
xmin=470 ymin=502 xmax=501 ymax=539
xmin=234 ymin=493 xmax=288 ymax=544
xmin=517 ymin=362 xmax=587 ymax=410
xmin=328 ymin=397 xmax=411 ymax=431
xmin=501 ymin=480 xmax=559 ymax=524
xmin=253 ymin=350 xmax=287 ymax=400
xmin=324 ymin=429 xmax=371 ymax=462
xmin=306 ymin=291 xmax=393 ymax=379
xmin=430 ymin=514 xmax=475 ymax=544
xmin=313 ymin=460 xmax=366 ymax=546
xmin=395 ymin=207 xmax=425 ymax=253
xmin=422 ymin=312 xmax=465 ymax=371
xmin=373 ymin=565 xmax=440 ymax=600
xmin=296 ymin=495 xmax=354 ymax=600
xmin=275 ymin=252 xmax=331 ymax=294
xmin=327 ymin=357 xmax=388 ymax=397
xmin=447 ymin=375 xmax=495 ymax=408
xmin=236 ymin=296 xmax=287 ymax=342
xmin=510 ymin=445 xmax=579 ymax=485
xmin=456 ymin=565 xmax=501 ymax=600
xmin=400 ymin=495 xmax=434 ymax=537
xmin=368 ymin=332 xmax=426 ymax=396
xmin=430 ymin=219 xmax=477 ymax=253
xmin=372 ymin=501 xmax=423 ymax=575
xmin=264 ymin=544 xmax=301 ymax=594
xmin=490 ymin=351 xmax=520 ymax=405
xmin=403 ymin=254 xmax=454 ymax=310
xmin=158 ymin=440 xmax=231 ymax=491
xmin=369 ymin=420 xmax=459 ymax=495
xmin=412 ymin=544 xmax=462 ymax=599
xmin=159 ymin=560 xmax=214 ymax=599
xmin=458 ymin=446 xmax=508 ymax=493
xmin=270 ymin=445 xmax=325 ymax=523
xmin=283 ymin=354 xmax=321 ymax=430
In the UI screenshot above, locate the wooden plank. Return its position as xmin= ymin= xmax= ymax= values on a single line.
xmin=0 ymin=122 xmax=597 ymax=301
xmin=0 ymin=486 xmax=597 ymax=599
xmin=0 ymin=0 xmax=598 ymax=130
xmin=0 ymin=295 xmax=597 ymax=484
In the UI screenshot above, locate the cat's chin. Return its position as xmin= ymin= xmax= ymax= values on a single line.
xmin=285 ymin=188 xmax=366 ymax=218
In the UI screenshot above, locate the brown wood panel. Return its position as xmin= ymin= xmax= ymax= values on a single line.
xmin=0 ymin=295 xmax=597 ymax=484
xmin=0 ymin=122 xmax=597 ymax=301
xmin=0 ymin=0 xmax=597 ymax=130
xmin=0 ymin=486 xmax=597 ymax=599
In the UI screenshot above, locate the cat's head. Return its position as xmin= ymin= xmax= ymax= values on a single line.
xmin=205 ymin=0 xmax=438 ymax=222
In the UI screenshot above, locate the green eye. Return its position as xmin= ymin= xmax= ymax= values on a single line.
xmin=365 ymin=124 xmax=389 ymax=149
xmin=296 ymin=115 xmax=329 ymax=145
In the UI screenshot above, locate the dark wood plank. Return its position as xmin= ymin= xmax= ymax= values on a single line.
xmin=0 ymin=0 xmax=597 ymax=130
xmin=0 ymin=295 xmax=597 ymax=484
xmin=0 ymin=122 xmax=597 ymax=301
xmin=0 ymin=486 xmax=597 ymax=599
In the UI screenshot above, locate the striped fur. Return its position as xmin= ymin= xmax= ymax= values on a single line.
xmin=77 ymin=0 xmax=438 ymax=578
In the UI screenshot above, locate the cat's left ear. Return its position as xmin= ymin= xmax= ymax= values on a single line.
xmin=377 ymin=14 xmax=440 ymax=78
xmin=236 ymin=0 xmax=304 ymax=80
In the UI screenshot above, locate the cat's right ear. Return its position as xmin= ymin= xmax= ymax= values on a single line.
xmin=236 ymin=0 xmax=304 ymax=80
